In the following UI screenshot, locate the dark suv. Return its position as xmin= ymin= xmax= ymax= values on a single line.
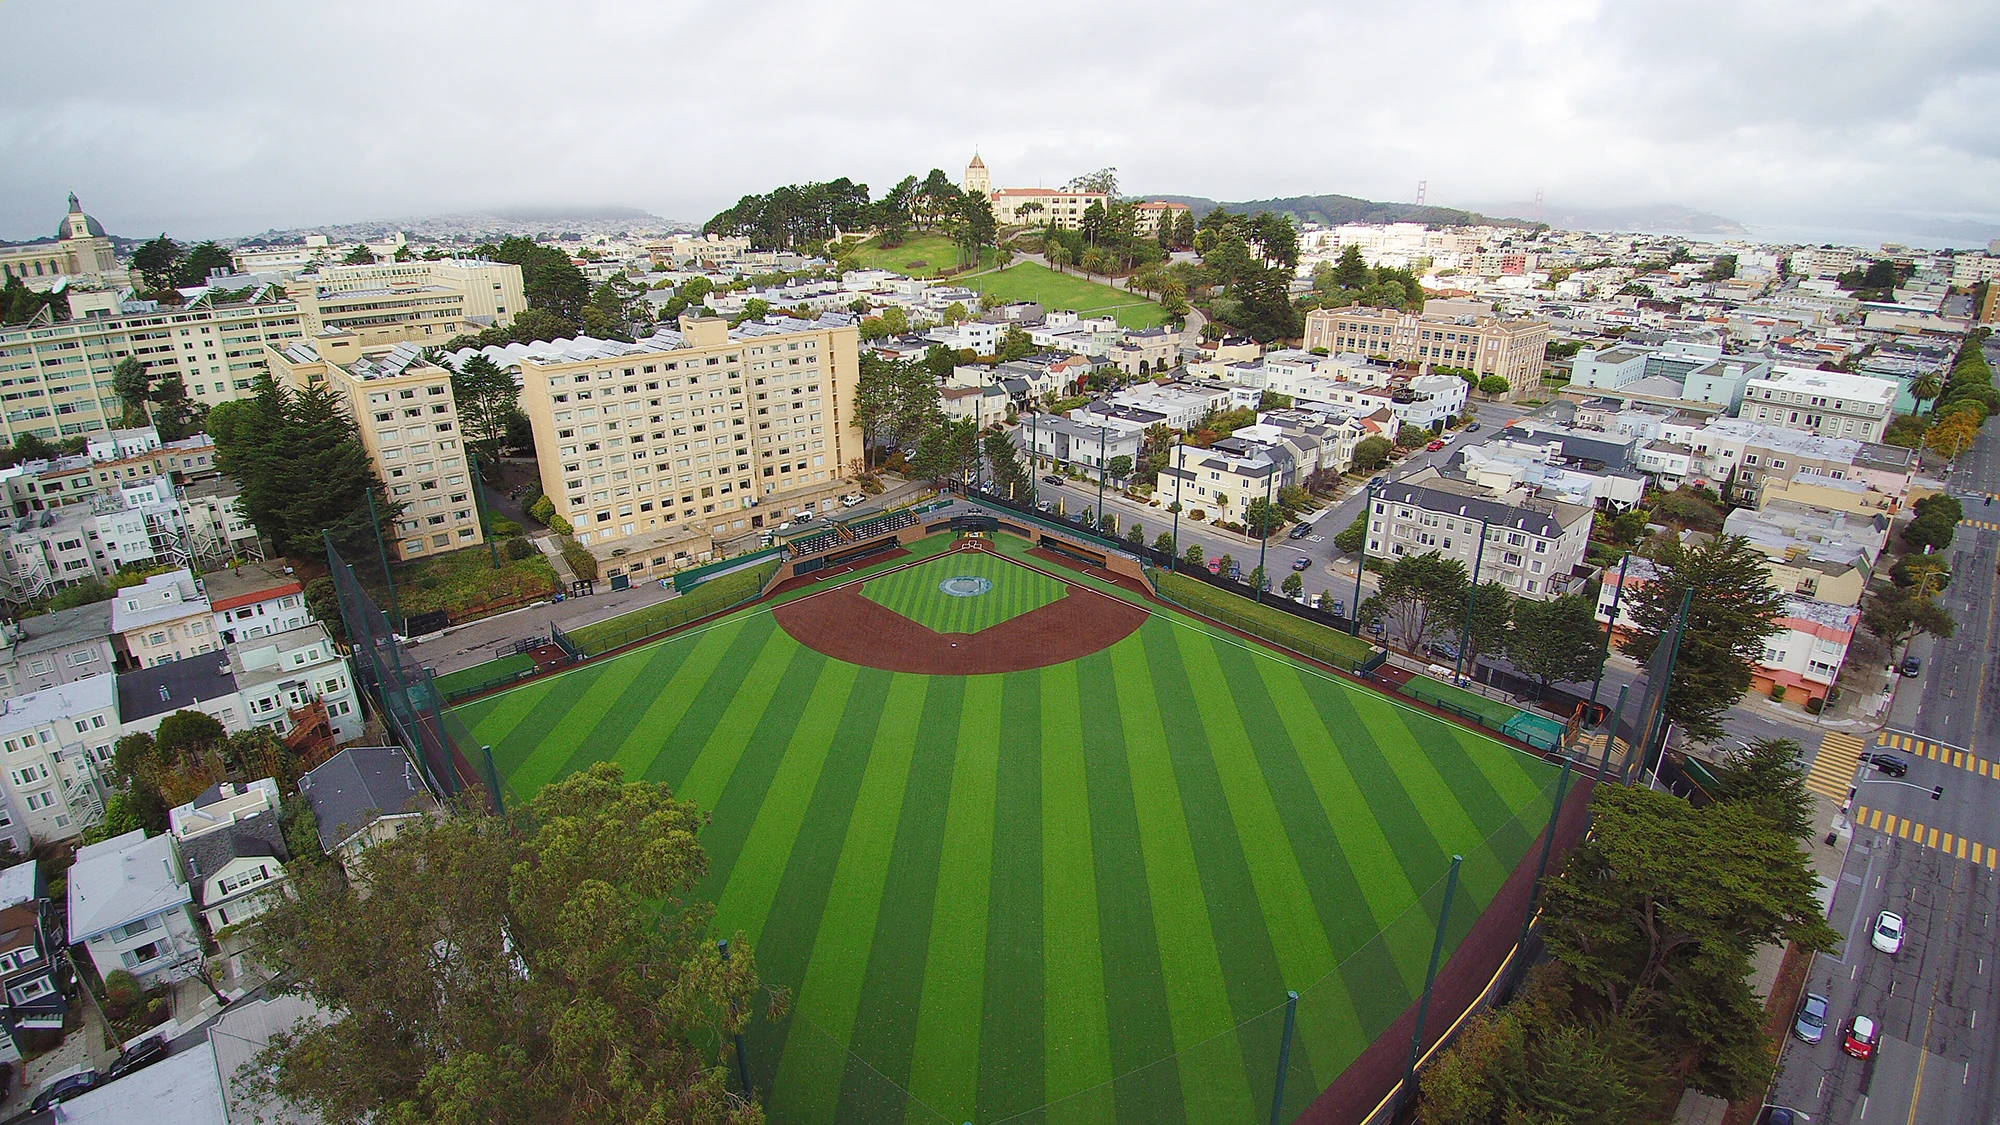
xmin=1868 ymin=753 xmax=1910 ymax=778
xmin=30 ymin=1067 xmax=99 ymax=1112
xmin=108 ymin=1034 xmax=168 ymax=1079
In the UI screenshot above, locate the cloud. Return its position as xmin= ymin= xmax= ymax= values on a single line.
xmin=2 ymin=0 xmax=1995 ymax=240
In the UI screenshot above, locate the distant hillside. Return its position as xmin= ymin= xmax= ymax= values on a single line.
xmin=1479 ymin=202 xmax=1747 ymax=237
xmin=1143 ymin=193 xmax=1535 ymax=230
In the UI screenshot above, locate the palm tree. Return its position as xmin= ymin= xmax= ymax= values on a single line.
xmin=1046 ymin=243 xmax=1072 ymax=274
xmin=1910 ymin=369 xmax=1944 ymax=415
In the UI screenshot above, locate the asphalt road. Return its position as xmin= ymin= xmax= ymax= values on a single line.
xmin=1768 ymin=339 xmax=2000 ymax=1124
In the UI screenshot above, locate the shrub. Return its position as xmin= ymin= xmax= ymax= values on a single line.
xmin=488 ymin=516 xmax=521 ymax=538
xmin=1190 ymin=509 xmax=1206 ymax=521
xmin=528 ymin=495 xmax=557 ymax=524
xmin=560 ymin=538 xmax=598 ymax=582
xmin=504 ymin=536 xmax=536 ymax=561
xmin=1770 ymin=683 xmax=1788 ymax=703
xmin=105 ymin=969 xmax=142 ymax=1018
xmin=1804 ymin=696 xmax=1824 ymax=715
xmin=548 ymin=513 xmax=574 ymax=536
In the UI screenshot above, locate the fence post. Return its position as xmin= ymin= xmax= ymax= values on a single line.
xmin=1508 ymin=751 xmax=1573 ymax=995
xmin=1398 ymin=854 xmax=1463 ymax=1119
xmin=1269 ymin=989 xmax=1299 ymax=1125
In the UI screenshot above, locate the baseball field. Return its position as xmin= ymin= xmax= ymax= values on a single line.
xmin=449 ymin=533 xmax=1561 ymax=1125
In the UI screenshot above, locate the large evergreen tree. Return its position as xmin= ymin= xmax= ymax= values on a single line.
xmin=245 ymin=763 xmax=770 ymax=1125
xmin=211 ymin=376 xmax=402 ymax=562
xmin=1619 ymin=536 xmax=1786 ymax=741
xmin=1507 ymin=592 xmax=1606 ymax=689
xmin=449 ymin=353 xmax=518 ymax=470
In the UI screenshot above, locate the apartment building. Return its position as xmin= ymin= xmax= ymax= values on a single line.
xmin=0 ymin=674 xmax=117 ymax=848
xmin=285 ymin=258 xmax=526 ymax=344
xmin=229 ymin=623 xmax=363 ymax=743
xmin=1016 ymin=413 xmax=1145 ymax=483
xmin=1158 ymin=442 xmax=1288 ymax=527
xmin=0 ymin=288 xmax=306 ymax=444
xmin=67 ymin=829 xmax=201 ymax=987
xmin=0 ymin=195 xmax=121 ymax=291
xmin=0 ymin=475 xmax=260 ymax=606
xmin=204 ymin=562 xmax=310 ymax=644
xmin=1367 ymin=470 xmax=1592 ymax=599
xmin=989 ymin=188 xmax=1112 ymax=229
xmin=111 ymin=569 xmax=218 ymax=668
xmin=515 ymin=314 xmax=862 ymax=580
xmin=268 ymin=331 xmax=483 ymax=561
xmin=0 ymin=603 xmax=115 ymax=700
xmin=1738 ymin=367 xmax=1898 ymax=443
xmin=1133 ymin=201 xmax=1193 ymax=236
xmin=1302 ymin=307 xmax=1551 ymax=400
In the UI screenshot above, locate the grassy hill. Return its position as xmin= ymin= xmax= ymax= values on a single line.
xmin=844 ymin=234 xmax=1000 ymax=278
xmin=958 ymin=262 xmax=1169 ymax=329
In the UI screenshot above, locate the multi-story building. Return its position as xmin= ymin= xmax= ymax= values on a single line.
xmin=67 ymin=829 xmax=201 ymax=987
xmin=0 ymin=602 xmax=115 ymax=700
xmin=1737 ymin=366 xmax=1899 ymax=443
xmin=1366 ymin=469 xmax=1592 ymax=599
xmin=1016 ymin=413 xmax=1145 ymax=484
xmin=111 ymin=568 xmax=218 ymax=668
xmin=514 ymin=314 xmax=862 ymax=581
xmin=990 ymin=188 xmax=1112 ymax=229
xmin=204 ymin=562 xmax=311 ymax=645
xmin=284 ymin=259 xmax=526 ymax=344
xmin=1793 ymin=247 xmax=1859 ymax=280
xmin=0 ymin=195 xmax=121 ymax=291
xmin=267 ymin=331 xmax=483 ymax=561
xmin=170 ymin=779 xmax=290 ymax=936
xmin=229 ymin=623 xmax=364 ymax=743
xmin=0 ymin=674 xmax=116 ymax=848
xmin=0 ymin=860 xmax=70 ymax=1059
xmin=1133 ymin=201 xmax=1193 ymax=236
xmin=0 ymin=289 xmax=306 ymax=444
xmin=1302 ymin=307 xmax=1551 ymax=401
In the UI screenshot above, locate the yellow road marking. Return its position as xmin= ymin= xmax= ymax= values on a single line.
xmin=1976 ymin=843 xmax=1985 ymax=865
xmin=1869 ymin=808 xmax=1883 ymax=830
xmin=1954 ymin=751 xmax=1965 ymax=768
xmin=1959 ymin=837 xmax=1968 ymax=860
xmin=1982 ymin=759 xmax=1991 ymax=777
xmin=1899 ymin=818 xmax=1911 ymax=839
xmin=1928 ymin=827 xmax=1940 ymax=849
xmin=1944 ymin=832 xmax=1955 ymax=853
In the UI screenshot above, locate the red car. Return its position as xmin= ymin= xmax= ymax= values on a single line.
xmin=1842 ymin=1014 xmax=1878 ymax=1059
xmin=1426 ymin=439 xmax=1447 ymax=451
xmin=1207 ymin=559 xmax=1220 ymax=574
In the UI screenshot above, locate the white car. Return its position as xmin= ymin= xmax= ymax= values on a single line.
xmin=841 ymin=493 xmax=864 ymax=507
xmin=1871 ymin=910 xmax=1904 ymax=955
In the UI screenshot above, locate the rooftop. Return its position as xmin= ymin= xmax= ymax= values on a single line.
xmin=109 ymin=569 xmax=210 ymax=633
xmin=117 ymin=653 xmax=238 ymax=724
xmin=202 ymin=560 xmax=305 ymax=613
xmin=180 ymin=811 xmax=288 ymax=906
xmin=5 ymin=599 xmax=113 ymax=659
xmin=299 ymin=746 xmax=436 ymax=853
xmin=0 ymin=672 xmax=115 ymax=737
xmin=67 ymin=829 xmax=190 ymax=941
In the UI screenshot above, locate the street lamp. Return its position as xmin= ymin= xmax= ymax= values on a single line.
xmin=1350 ymin=483 xmax=1377 ymax=637
xmin=1172 ymin=435 xmax=1184 ymax=565
xmin=1453 ymin=514 xmax=1490 ymax=683
xmin=1255 ymin=461 xmax=1275 ymax=599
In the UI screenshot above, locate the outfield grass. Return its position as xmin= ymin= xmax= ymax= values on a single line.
xmin=959 ymin=261 xmax=1170 ymax=329
xmin=567 ymin=560 xmax=780 ymax=655
xmin=1153 ymin=569 xmax=1381 ymax=673
xmin=861 ymin=551 xmax=1065 ymax=633
xmin=450 ymin=536 xmax=1556 ymax=1125
xmin=845 ymin=234 xmax=999 ymax=279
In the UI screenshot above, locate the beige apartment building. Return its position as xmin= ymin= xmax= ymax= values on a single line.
xmin=266 ymin=331 xmax=484 ymax=561
xmin=0 ymin=289 xmax=306 ymax=444
xmin=1133 ymin=201 xmax=1192 ymax=236
xmin=1303 ymin=307 xmax=1552 ymax=401
xmin=285 ymin=259 xmax=526 ymax=345
xmin=517 ymin=314 xmax=861 ymax=581
xmin=990 ymin=188 xmax=1112 ymax=229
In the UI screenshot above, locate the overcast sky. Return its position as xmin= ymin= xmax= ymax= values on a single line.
xmin=4 ymin=0 xmax=1996 ymax=242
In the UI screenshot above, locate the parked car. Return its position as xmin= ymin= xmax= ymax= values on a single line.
xmin=795 ymin=511 xmax=815 ymax=523
xmin=1426 ymin=439 xmax=1447 ymax=452
xmin=1367 ymin=619 xmax=1385 ymax=636
xmin=1425 ymin=639 xmax=1460 ymax=661
xmin=1042 ymin=474 xmax=1064 ymax=485
xmin=1842 ymin=1014 xmax=1878 ymax=1059
xmin=30 ymin=1067 xmax=99 ymax=1113
xmin=1868 ymin=753 xmax=1909 ymax=778
xmin=108 ymin=1035 xmax=168 ymax=1080
xmin=1464 ymin=422 xmax=1482 ymax=432
xmin=1207 ymin=560 xmax=1221 ymax=574
xmin=840 ymin=493 xmax=864 ymax=508
xmin=1793 ymin=992 xmax=1830 ymax=1044
xmin=774 ymin=521 xmax=792 ymax=532
xmin=1331 ymin=600 xmax=1345 ymax=617
xmin=1756 ymin=1108 xmax=1802 ymax=1125
xmin=1292 ymin=556 xmax=1311 ymax=571
xmin=1288 ymin=524 xmax=1312 ymax=540
xmin=1228 ymin=562 xmax=1242 ymax=580
xmin=1902 ymin=655 xmax=1922 ymax=676
xmin=1871 ymin=911 xmax=1905 ymax=954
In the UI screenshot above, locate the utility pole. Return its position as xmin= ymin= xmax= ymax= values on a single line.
xmin=1589 ymin=553 xmax=1632 ymax=709
xmin=1631 ymin=589 xmax=1693 ymax=785
xmin=1255 ymin=464 xmax=1274 ymax=599
xmin=1350 ymin=484 xmax=1376 ymax=637
xmin=365 ymin=490 xmax=403 ymax=635
xmin=1096 ymin=422 xmax=1107 ymax=530
xmin=1171 ymin=435 xmax=1184 ymax=564
xmin=469 ymin=452 xmax=500 ymax=568
xmin=1029 ymin=411 xmax=1039 ymax=507
xmin=1398 ymin=855 xmax=1464 ymax=1119
xmin=1454 ymin=516 xmax=1490 ymax=682
xmin=1508 ymin=750 xmax=1574 ymax=995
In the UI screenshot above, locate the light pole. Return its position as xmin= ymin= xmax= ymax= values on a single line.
xmin=1096 ymin=421 xmax=1107 ymax=531
xmin=1029 ymin=411 xmax=1040 ymax=507
xmin=1454 ymin=515 xmax=1490 ymax=683
xmin=1172 ymin=435 xmax=1184 ymax=565
xmin=1255 ymin=462 xmax=1275 ymax=599
xmin=1589 ymin=553 xmax=1632 ymax=709
xmin=1350 ymin=483 xmax=1376 ymax=637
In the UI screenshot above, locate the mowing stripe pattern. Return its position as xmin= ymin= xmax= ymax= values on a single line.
xmin=453 ymin=543 xmax=1558 ymax=1125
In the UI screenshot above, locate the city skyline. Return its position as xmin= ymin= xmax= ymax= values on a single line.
xmin=3 ymin=0 xmax=1997 ymax=244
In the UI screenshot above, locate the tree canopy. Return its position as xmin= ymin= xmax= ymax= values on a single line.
xmin=245 ymin=763 xmax=771 ymax=1125
xmin=1619 ymin=535 xmax=1786 ymax=742
xmin=1507 ymin=592 xmax=1605 ymax=689
xmin=210 ymin=376 xmax=403 ymax=561
xmin=476 ymin=237 xmax=589 ymax=327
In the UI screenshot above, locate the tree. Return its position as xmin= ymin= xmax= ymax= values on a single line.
xmin=244 ymin=763 xmax=770 ymax=1125
xmin=1507 ymin=593 xmax=1605 ymax=689
xmin=1244 ymin=496 xmax=1280 ymax=539
xmin=111 ymin=358 xmax=151 ymax=428
xmin=1282 ymin=572 xmax=1304 ymax=599
xmin=178 ymin=241 xmax=233 ymax=287
xmin=450 ymin=353 xmax=518 ymax=469
xmin=304 ymin=576 xmax=347 ymax=645
xmin=1351 ymin=435 xmax=1394 ymax=473
xmin=1900 ymin=493 xmax=1962 ymax=554
xmin=1477 ymin=375 xmax=1510 ymax=397
xmin=1155 ymin=531 xmax=1176 ymax=555
xmin=854 ymin=353 xmax=902 ymax=470
xmin=1542 ymin=785 xmax=1836 ymax=1100
xmin=211 ymin=376 xmax=403 ymax=561
xmin=1450 ymin=580 xmax=1514 ymax=671
xmin=1619 ymin=535 xmax=1787 ymax=742
xmin=1702 ymin=254 xmax=1738 ymax=281
xmin=1925 ymin=410 xmax=1980 ymax=460
xmin=342 ymin=244 xmax=377 ymax=265
xmin=1106 ymin=454 xmax=1134 ymax=481
xmin=1332 ymin=245 xmax=1370 ymax=290
xmin=1909 ymin=371 xmax=1944 ymax=414
xmin=1362 ymin=551 xmax=1466 ymax=653
xmin=1862 ymin=587 xmax=1957 ymax=654
xmin=131 ymin=235 xmax=183 ymax=291
xmin=983 ymin=431 xmax=1029 ymax=498
xmin=1185 ymin=543 xmax=1206 ymax=569
xmin=156 ymin=709 xmax=227 ymax=759
xmin=478 ymin=237 xmax=588 ymax=327
xmin=1333 ymin=512 xmax=1367 ymax=554
xmin=1709 ymin=738 xmax=1815 ymax=840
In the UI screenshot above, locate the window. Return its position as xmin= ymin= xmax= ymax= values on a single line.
xmin=8 ymin=977 xmax=52 ymax=1005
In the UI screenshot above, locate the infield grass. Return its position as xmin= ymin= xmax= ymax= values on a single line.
xmin=450 ymin=534 xmax=1558 ymax=1125
xmin=861 ymin=549 xmax=1067 ymax=633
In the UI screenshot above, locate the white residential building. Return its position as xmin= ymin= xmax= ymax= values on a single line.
xmin=111 ymin=568 xmax=218 ymax=668
xmin=1366 ymin=470 xmax=1592 ymax=599
xmin=230 ymin=624 xmax=365 ymax=743
xmin=0 ymin=673 xmax=115 ymax=848
xmin=1738 ymin=367 xmax=1899 ymax=443
xmin=67 ymin=829 xmax=202 ymax=987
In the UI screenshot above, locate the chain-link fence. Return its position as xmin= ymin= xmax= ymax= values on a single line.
xmin=716 ymin=769 xmax=1577 ymax=1125
xmin=325 ymin=538 xmax=508 ymax=816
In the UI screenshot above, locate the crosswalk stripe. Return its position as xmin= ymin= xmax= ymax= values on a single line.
xmin=1808 ymin=732 xmax=1866 ymax=801
xmin=1929 ymin=827 xmax=1940 ymax=848
xmin=1899 ymin=818 xmax=1911 ymax=839
xmin=1991 ymin=850 xmax=1998 ymax=871
xmin=1945 ymin=832 xmax=1956 ymax=853
xmin=1982 ymin=759 xmax=1991 ymax=777
xmin=1976 ymin=843 xmax=1985 ymax=865
xmin=1959 ymin=837 xmax=1969 ymax=860
xmin=1954 ymin=751 xmax=1964 ymax=768
xmin=1870 ymin=808 xmax=1883 ymax=830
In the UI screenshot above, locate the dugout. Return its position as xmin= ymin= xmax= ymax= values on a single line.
xmin=1036 ymin=534 xmax=1108 ymax=569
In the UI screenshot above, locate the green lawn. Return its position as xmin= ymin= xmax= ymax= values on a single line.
xmin=568 ymin=560 xmax=780 ymax=656
xmin=846 ymin=234 xmax=998 ymax=279
xmin=449 ymin=535 xmax=1558 ymax=1125
xmin=1153 ymin=569 xmax=1381 ymax=673
xmin=959 ymin=262 xmax=1170 ymax=329
xmin=861 ymin=551 xmax=1066 ymax=633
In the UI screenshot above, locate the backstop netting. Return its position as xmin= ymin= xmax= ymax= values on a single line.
xmin=325 ymin=540 xmax=508 ymax=816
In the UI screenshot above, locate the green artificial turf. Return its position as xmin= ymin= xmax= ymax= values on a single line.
xmin=431 ymin=652 xmax=533 ymax=698
xmin=450 ymin=537 xmax=1559 ymax=1125
xmin=861 ymin=550 xmax=1067 ymax=633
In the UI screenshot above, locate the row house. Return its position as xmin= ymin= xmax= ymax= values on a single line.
xmin=0 ymin=674 xmax=116 ymax=851
xmin=1367 ymin=470 xmax=1593 ymax=600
